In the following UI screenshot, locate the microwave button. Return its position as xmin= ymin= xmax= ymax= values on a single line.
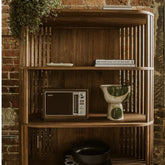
xmin=79 ymin=110 xmax=85 ymax=115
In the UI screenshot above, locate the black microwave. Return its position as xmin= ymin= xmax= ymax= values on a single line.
xmin=43 ymin=89 xmax=88 ymax=120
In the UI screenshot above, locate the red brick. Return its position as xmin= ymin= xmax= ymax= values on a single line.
xmin=131 ymin=0 xmax=153 ymax=6
xmin=11 ymin=43 xmax=20 ymax=49
xmin=62 ymin=0 xmax=83 ymax=5
xmin=2 ymin=94 xmax=19 ymax=108
xmin=9 ymin=87 xmax=19 ymax=93
xmin=70 ymin=6 xmax=102 ymax=9
xmin=2 ymin=87 xmax=8 ymax=93
xmin=2 ymin=5 xmax=10 ymax=13
xmin=2 ymin=28 xmax=11 ymax=35
xmin=10 ymin=73 xmax=19 ymax=79
xmin=2 ymin=65 xmax=19 ymax=72
xmin=132 ymin=7 xmax=153 ymax=12
xmin=2 ymin=36 xmax=18 ymax=44
xmin=2 ymin=50 xmax=20 ymax=57
xmin=2 ymin=13 xmax=9 ymax=20
xmin=2 ymin=124 xmax=20 ymax=131
xmin=3 ymin=160 xmax=19 ymax=165
xmin=2 ymin=73 xmax=8 ymax=79
xmin=85 ymin=0 xmax=104 ymax=5
xmin=2 ymin=146 xmax=8 ymax=152
xmin=2 ymin=20 xmax=9 ymax=28
xmin=2 ymin=58 xmax=13 ymax=64
xmin=3 ymin=153 xmax=19 ymax=160
xmin=14 ymin=58 xmax=19 ymax=65
xmin=2 ymin=43 xmax=11 ymax=49
xmin=2 ymin=134 xmax=19 ymax=145
xmin=2 ymin=0 xmax=11 ymax=5
xmin=8 ymin=146 xmax=19 ymax=152
xmin=106 ymin=0 xmax=128 ymax=5
xmin=2 ymin=80 xmax=19 ymax=86
xmin=2 ymin=131 xmax=19 ymax=136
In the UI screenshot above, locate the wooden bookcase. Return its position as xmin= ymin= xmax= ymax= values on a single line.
xmin=20 ymin=10 xmax=154 ymax=165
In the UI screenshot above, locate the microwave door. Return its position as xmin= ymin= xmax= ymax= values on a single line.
xmin=46 ymin=92 xmax=73 ymax=116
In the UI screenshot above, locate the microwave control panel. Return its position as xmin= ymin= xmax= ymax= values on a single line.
xmin=73 ymin=92 xmax=86 ymax=116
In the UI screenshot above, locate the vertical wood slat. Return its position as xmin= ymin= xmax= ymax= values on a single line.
xmin=43 ymin=27 xmax=46 ymax=66
xmin=31 ymin=35 xmax=34 ymax=67
xmin=34 ymin=71 xmax=38 ymax=114
xmin=20 ymin=34 xmax=25 ymax=66
xmin=30 ymin=71 xmax=34 ymax=115
xmin=145 ymin=15 xmax=151 ymax=122
xmin=23 ymin=69 xmax=29 ymax=123
xmin=141 ymin=25 xmax=145 ymax=159
xmin=138 ymin=26 xmax=142 ymax=116
xmin=35 ymin=32 xmax=38 ymax=67
xmin=47 ymin=27 xmax=50 ymax=64
xmin=141 ymin=25 xmax=145 ymax=115
xmin=26 ymin=27 xmax=30 ymax=66
xmin=145 ymin=126 xmax=150 ymax=165
xmin=150 ymin=16 xmax=154 ymax=121
xmin=39 ymin=28 xmax=42 ymax=67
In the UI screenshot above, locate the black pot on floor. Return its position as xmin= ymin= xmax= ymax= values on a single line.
xmin=72 ymin=140 xmax=111 ymax=165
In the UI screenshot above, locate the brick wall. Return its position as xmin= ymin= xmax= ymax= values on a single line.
xmin=2 ymin=0 xmax=164 ymax=164
xmin=2 ymin=1 xmax=20 ymax=165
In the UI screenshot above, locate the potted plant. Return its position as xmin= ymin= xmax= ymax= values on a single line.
xmin=9 ymin=0 xmax=61 ymax=39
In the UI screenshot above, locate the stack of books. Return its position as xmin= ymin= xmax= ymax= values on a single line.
xmin=95 ymin=59 xmax=135 ymax=67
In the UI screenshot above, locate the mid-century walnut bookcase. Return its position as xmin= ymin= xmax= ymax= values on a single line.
xmin=20 ymin=10 xmax=154 ymax=165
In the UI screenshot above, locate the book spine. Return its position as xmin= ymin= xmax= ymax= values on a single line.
xmin=95 ymin=64 xmax=136 ymax=67
xmin=95 ymin=60 xmax=135 ymax=65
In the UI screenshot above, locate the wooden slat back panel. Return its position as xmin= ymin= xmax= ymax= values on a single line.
xmin=28 ymin=69 xmax=150 ymax=121
xmin=120 ymin=127 xmax=145 ymax=159
xmin=29 ymin=127 xmax=120 ymax=164
xmin=51 ymin=28 xmax=120 ymax=66
xmin=23 ymin=26 xmax=52 ymax=67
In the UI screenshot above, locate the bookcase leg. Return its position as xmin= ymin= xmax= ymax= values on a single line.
xmin=21 ymin=125 xmax=28 ymax=165
xmin=145 ymin=125 xmax=153 ymax=165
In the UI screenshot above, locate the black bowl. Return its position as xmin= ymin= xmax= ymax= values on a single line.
xmin=72 ymin=140 xmax=110 ymax=165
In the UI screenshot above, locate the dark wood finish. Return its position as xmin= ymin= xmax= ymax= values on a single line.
xmin=20 ymin=9 xmax=154 ymax=165
xmin=23 ymin=69 xmax=29 ymax=123
xmin=28 ymin=120 xmax=153 ymax=128
xmin=21 ymin=66 xmax=154 ymax=70
xmin=88 ymin=113 xmax=146 ymax=121
xmin=42 ymin=9 xmax=153 ymax=27
xmin=21 ymin=125 xmax=28 ymax=165
xmin=29 ymin=158 xmax=146 ymax=165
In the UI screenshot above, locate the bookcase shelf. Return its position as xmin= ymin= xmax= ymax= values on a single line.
xmin=20 ymin=9 xmax=154 ymax=165
xmin=21 ymin=66 xmax=154 ymax=71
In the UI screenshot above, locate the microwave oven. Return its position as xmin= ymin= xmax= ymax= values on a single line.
xmin=43 ymin=89 xmax=88 ymax=120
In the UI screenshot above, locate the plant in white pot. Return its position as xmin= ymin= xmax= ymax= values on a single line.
xmin=100 ymin=84 xmax=130 ymax=120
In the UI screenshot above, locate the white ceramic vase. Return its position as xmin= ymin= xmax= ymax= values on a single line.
xmin=100 ymin=84 xmax=130 ymax=120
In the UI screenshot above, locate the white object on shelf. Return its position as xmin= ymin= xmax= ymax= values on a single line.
xmin=95 ymin=59 xmax=135 ymax=65
xmin=103 ymin=6 xmax=132 ymax=10
xmin=46 ymin=63 xmax=74 ymax=67
xmin=95 ymin=64 xmax=135 ymax=67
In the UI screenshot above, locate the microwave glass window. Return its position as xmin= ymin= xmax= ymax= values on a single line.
xmin=46 ymin=93 xmax=73 ymax=115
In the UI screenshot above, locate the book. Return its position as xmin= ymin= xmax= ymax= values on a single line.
xmin=95 ymin=64 xmax=136 ymax=67
xmin=46 ymin=63 xmax=73 ymax=67
xmin=95 ymin=59 xmax=135 ymax=65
